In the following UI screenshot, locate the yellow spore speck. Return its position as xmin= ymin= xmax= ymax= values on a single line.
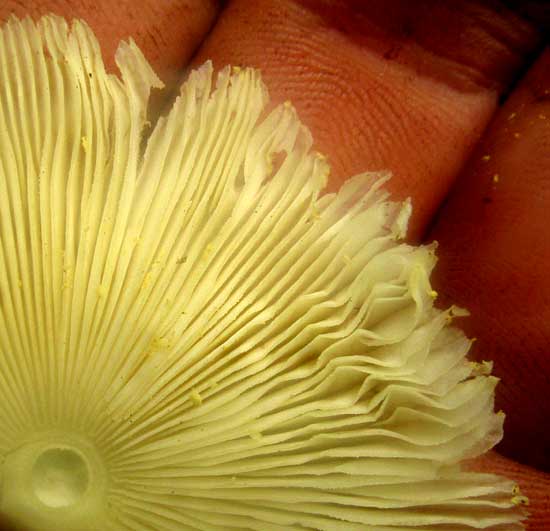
xmin=81 ymin=136 xmax=89 ymax=152
xmin=151 ymin=335 xmax=172 ymax=352
xmin=481 ymin=154 xmax=491 ymax=162
xmin=203 ymin=243 xmax=215 ymax=259
xmin=141 ymin=272 xmax=151 ymax=291
xmin=507 ymin=112 xmax=516 ymax=120
xmin=513 ymin=132 xmax=521 ymax=139
xmin=492 ymin=174 xmax=499 ymax=183
xmin=470 ymin=360 xmax=493 ymax=376
xmin=512 ymin=495 xmax=529 ymax=506
xmin=429 ymin=289 xmax=438 ymax=299
xmin=63 ymin=268 xmax=73 ymax=290
xmin=283 ymin=100 xmax=292 ymax=109
xmin=190 ymin=389 xmax=202 ymax=406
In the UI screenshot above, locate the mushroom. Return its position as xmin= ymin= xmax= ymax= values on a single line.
xmin=0 ymin=14 xmax=527 ymax=531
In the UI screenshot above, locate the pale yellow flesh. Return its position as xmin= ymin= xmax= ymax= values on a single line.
xmin=0 ymin=15 xmax=526 ymax=531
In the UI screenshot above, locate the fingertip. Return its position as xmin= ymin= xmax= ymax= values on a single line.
xmin=1 ymin=0 xmax=222 ymax=86
xmin=193 ymin=0 xmax=542 ymax=238
xmin=429 ymin=47 xmax=550 ymax=470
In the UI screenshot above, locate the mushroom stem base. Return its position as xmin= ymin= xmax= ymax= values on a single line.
xmin=1 ymin=431 xmax=107 ymax=530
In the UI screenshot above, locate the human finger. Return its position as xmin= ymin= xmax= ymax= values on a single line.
xmin=1 ymin=0 xmax=222 ymax=87
xmin=193 ymin=0 xmax=542 ymax=238
xmin=429 ymin=48 xmax=550 ymax=471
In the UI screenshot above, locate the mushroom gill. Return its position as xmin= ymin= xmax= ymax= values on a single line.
xmin=0 ymin=14 xmax=527 ymax=531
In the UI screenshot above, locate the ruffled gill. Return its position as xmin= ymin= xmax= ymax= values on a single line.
xmin=0 ymin=15 xmax=526 ymax=531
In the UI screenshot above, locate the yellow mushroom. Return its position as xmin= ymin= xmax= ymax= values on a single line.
xmin=0 ymin=15 xmax=526 ymax=531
